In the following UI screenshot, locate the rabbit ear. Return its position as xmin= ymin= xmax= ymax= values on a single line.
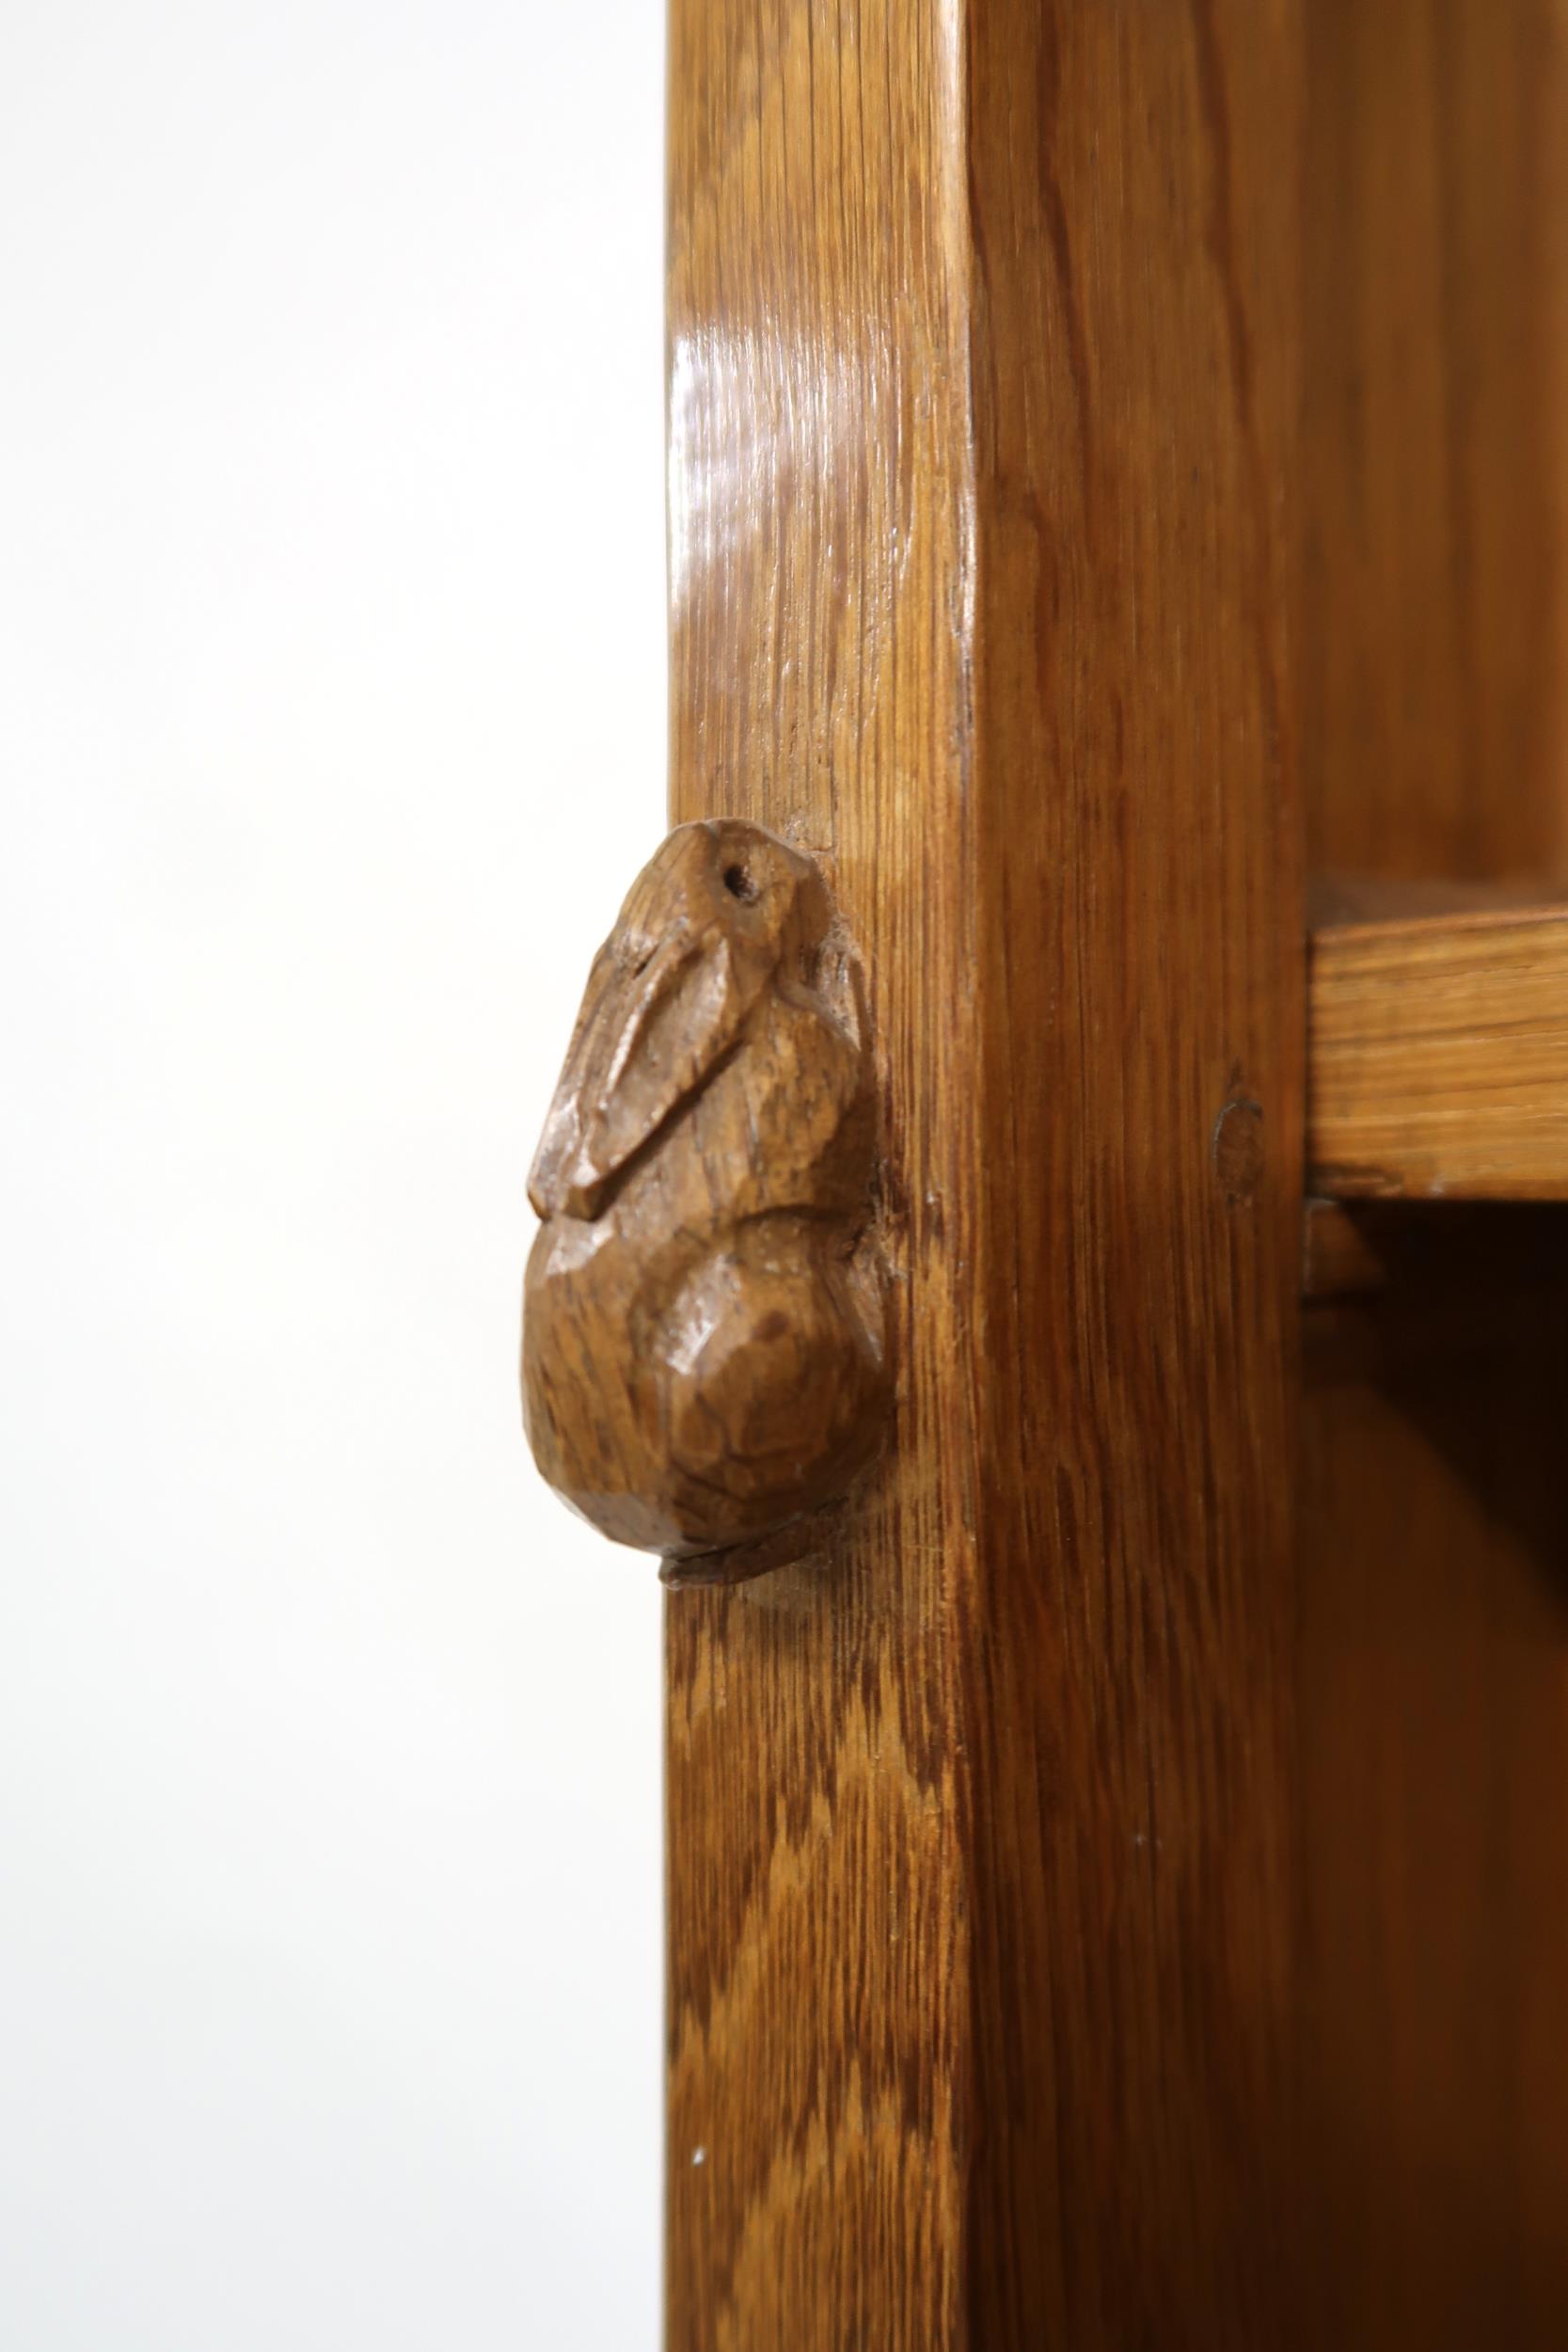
xmin=529 ymin=924 xmax=768 ymax=1220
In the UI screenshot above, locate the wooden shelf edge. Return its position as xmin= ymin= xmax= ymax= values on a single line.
xmin=1307 ymin=881 xmax=1568 ymax=1203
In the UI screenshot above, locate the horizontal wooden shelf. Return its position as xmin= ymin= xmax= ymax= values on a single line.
xmin=1307 ymin=878 xmax=1568 ymax=1203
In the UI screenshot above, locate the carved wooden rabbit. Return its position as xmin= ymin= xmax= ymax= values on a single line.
xmin=521 ymin=819 xmax=886 ymax=1583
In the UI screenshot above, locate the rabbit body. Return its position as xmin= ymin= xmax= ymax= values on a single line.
xmin=522 ymin=821 xmax=885 ymax=1568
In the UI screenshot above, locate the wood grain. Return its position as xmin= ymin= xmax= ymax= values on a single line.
xmin=1304 ymin=1 xmax=1568 ymax=881
xmin=666 ymin=5 xmax=1302 ymax=2344
xmin=1302 ymin=7 xmax=1568 ymax=2344
xmin=1308 ymin=893 xmax=1568 ymax=1200
xmin=522 ymin=818 xmax=887 ymax=1578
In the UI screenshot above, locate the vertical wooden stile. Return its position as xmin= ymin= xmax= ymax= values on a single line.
xmin=664 ymin=8 xmax=1304 ymax=2344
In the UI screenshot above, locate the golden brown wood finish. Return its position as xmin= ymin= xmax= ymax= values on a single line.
xmin=666 ymin=6 xmax=1301 ymax=2344
xmin=1303 ymin=7 xmax=1568 ymax=2343
xmin=1304 ymin=3 xmax=1568 ymax=882
xmin=1308 ymin=893 xmax=1568 ymax=1200
xmin=522 ymin=818 xmax=886 ymax=1580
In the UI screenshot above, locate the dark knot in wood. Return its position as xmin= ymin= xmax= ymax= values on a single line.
xmin=521 ymin=819 xmax=887 ymax=1583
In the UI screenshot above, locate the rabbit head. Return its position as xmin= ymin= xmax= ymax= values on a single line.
xmin=528 ymin=819 xmax=832 ymax=1221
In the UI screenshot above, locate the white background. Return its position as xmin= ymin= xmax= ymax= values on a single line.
xmin=0 ymin=5 xmax=665 ymax=2344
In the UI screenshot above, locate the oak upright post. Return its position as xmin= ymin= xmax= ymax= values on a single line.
xmin=664 ymin=7 xmax=1303 ymax=2345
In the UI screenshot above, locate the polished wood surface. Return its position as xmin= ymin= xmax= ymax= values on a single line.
xmin=665 ymin=4 xmax=1301 ymax=2344
xmin=1308 ymin=891 xmax=1568 ymax=1200
xmin=1302 ymin=6 xmax=1568 ymax=2343
xmin=522 ymin=819 xmax=886 ymax=1579
xmin=1304 ymin=2 xmax=1568 ymax=881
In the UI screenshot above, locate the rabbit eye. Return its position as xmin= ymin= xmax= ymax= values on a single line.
xmin=722 ymin=863 xmax=758 ymax=904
